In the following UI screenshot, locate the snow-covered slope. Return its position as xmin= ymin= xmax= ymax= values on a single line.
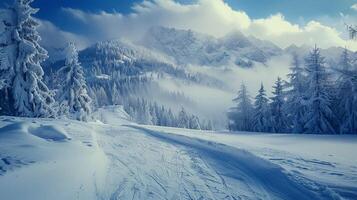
xmin=1 ymin=106 xmax=356 ymax=200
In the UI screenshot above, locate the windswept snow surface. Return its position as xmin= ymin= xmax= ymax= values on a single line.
xmin=0 ymin=117 xmax=108 ymax=200
xmin=0 ymin=106 xmax=356 ymax=200
xmin=140 ymin=125 xmax=357 ymax=200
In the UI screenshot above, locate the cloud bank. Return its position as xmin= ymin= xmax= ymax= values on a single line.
xmin=55 ymin=0 xmax=357 ymax=51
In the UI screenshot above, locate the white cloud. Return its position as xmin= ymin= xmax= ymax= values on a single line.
xmin=351 ymin=3 xmax=357 ymax=11
xmin=38 ymin=20 xmax=89 ymax=50
xmin=58 ymin=0 xmax=357 ymax=51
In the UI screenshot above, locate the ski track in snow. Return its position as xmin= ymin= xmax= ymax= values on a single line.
xmin=92 ymin=123 xmax=344 ymax=200
xmin=133 ymin=126 xmax=357 ymax=200
xmin=96 ymin=125 xmax=247 ymax=200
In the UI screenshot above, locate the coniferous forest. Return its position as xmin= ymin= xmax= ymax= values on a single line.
xmin=228 ymin=47 xmax=357 ymax=134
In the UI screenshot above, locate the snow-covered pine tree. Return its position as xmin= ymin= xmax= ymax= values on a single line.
xmin=111 ymin=82 xmax=120 ymax=105
xmin=284 ymin=54 xmax=307 ymax=133
xmin=159 ymin=106 xmax=168 ymax=126
xmin=167 ymin=109 xmax=175 ymax=127
xmin=136 ymin=98 xmax=151 ymax=125
xmin=270 ymin=77 xmax=288 ymax=133
xmin=189 ymin=115 xmax=201 ymax=130
xmin=178 ymin=107 xmax=189 ymax=128
xmin=87 ymin=86 xmax=98 ymax=108
xmin=304 ymin=46 xmax=336 ymax=134
xmin=0 ymin=8 xmax=16 ymax=115
xmin=96 ymin=86 xmax=109 ymax=106
xmin=56 ymin=42 xmax=91 ymax=121
xmin=152 ymin=102 xmax=160 ymax=125
xmin=206 ymin=120 xmax=213 ymax=130
xmin=149 ymin=103 xmax=158 ymax=125
xmin=336 ymin=49 xmax=357 ymax=134
xmin=252 ymin=84 xmax=271 ymax=132
xmin=12 ymin=0 xmax=55 ymax=117
xmin=227 ymin=83 xmax=253 ymax=131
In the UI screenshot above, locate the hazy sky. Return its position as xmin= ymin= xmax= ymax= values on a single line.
xmin=2 ymin=0 xmax=356 ymax=50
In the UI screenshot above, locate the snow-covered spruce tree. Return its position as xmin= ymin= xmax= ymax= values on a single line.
xmin=87 ymin=86 xmax=98 ymax=108
xmin=12 ymin=0 xmax=55 ymax=117
xmin=178 ymin=107 xmax=189 ymax=128
xmin=206 ymin=120 xmax=213 ymax=130
xmin=149 ymin=103 xmax=158 ymax=125
xmin=135 ymin=98 xmax=151 ymax=125
xmin=158 ymin=106 xmax=168 ymax=126
xmin=303 ymin=46 xmax=336 ymax=134
xmin=336 ymin=49 xmax=357 ymax=134
xmin=0 ymin=8 xmax=16 ymax=115
xmin=227 ymin=83 xmax=253 ymax=131
xmin=56 ymin=43 xmax=91 ymax=121
xmin=111 ymin=82 xmax=120 ymax=105
xmin=284 ymin=54 xmax=307 ymax=133
xmin=96 ymin=86 xmax=109 ymax=106
xmin=167 ymin=109 xmax=175 ymax=127
xmin=270 ymin=77 xmax=289 ymax=133
xmin=252 ymin=84 xmax=271 ymax=132
xmin=189 ymin=115 xmax=201 ymax=130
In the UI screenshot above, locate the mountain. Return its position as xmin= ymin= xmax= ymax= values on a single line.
xmin=140 ymin=26 xmax=283 ymax=67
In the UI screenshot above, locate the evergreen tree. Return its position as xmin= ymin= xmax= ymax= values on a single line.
xmin=56 ymin=43 xmax=92 ymax=121
xmin=149 ymin=103 xmax=158 ymax=125
xmin=206 ymin=120 xmax=213 ymax=130
xmin=285 ymin=54 xmax=307 ymax=133
xmin=252 ymin=84 xmax=271 ymax=132
xmin=87 ymin=86 xmax=98 ymax=108
xmin=304 ymin=46 xmax=336 ymax=134
xmin=336 ymin=49 xmax=357 ymax=134
xmin=136 ymin=98 xmax=151 ymax=125
xmin=227 ymin=83 xmax=253 ymax=131
xmin=270 ymin=77 xmax=288 ymax=133
xmin=178 ymin=107 xmax=189 ymax=128
xmin=12 ymin=0 xmax=55 ymax=117
xmin=96 ymin=86 xmax=109 ymax=106
xmin=111 ymin=82 xmax=120 ymax=105
xmin=167 ymin=109 xmax=175 ymax=127
xmin=159 ymin=106 xmax=167 ymax=126
xmin=0 ymin=8 xmax=16 ymax=115
xmin=189 ymin=115 xmax=201 ymax=130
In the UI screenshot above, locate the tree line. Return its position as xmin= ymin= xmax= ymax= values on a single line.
xmin=228 ymin=47 xmax=357 ymax=134
xmin=124 ymin=98 xmax=213 ymax=130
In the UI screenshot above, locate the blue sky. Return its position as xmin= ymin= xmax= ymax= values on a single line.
xmin=2 ymin=0 xmax=356 ymax=27
xmin=226 ymin=0 xmax=355 ymax=22
xmin=1 ymin=0 xmax=356 ymax=50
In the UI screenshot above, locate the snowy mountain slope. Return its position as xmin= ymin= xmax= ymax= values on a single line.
xmin=46 ymin=38 xmax=226 ymax=89
xmin=1 ymin=106 xmax=356 ymax=200
xmin=141 ymin=26 xmax=283 ymax=67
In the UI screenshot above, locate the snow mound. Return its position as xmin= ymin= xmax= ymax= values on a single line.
xmin=0 ymin=122 xmax=70 ymax=141
xmin=0 ymin=122 xmax=29 ymax=135
xmin=29 ymin=125 xmax=70 ymax=141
